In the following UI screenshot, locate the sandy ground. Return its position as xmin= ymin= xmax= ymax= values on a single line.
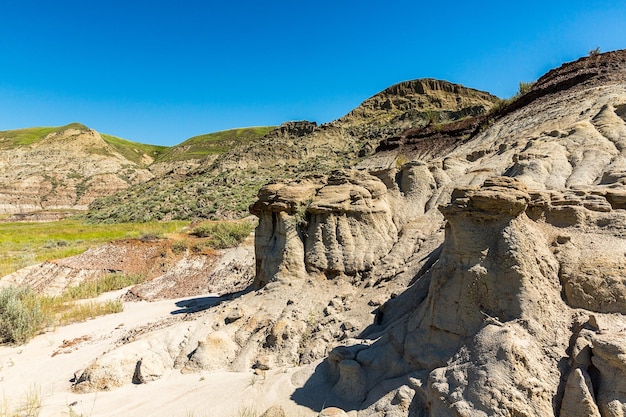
xmin=0 ymin=291 xmax=319 ymax=417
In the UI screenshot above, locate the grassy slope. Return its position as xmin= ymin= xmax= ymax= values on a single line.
xmin=101 ymin=133 xmax=168 ymax=166
xmin=86 ymin=126 xmax=278 ymax=222
xmin=0 ymin=123 xmax=87 ymax=149
xmin=86 ymin=169 xmax=270 ymax=223
xmin=0 ymin=122 xmax=278 ymax=223
xmin=155 ymin=126 xmax=275 ymax=162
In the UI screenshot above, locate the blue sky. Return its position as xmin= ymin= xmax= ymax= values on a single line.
xmin=1 ymin=0 xmax=625 ymax=146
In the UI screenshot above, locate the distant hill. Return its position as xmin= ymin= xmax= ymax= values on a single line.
xmin=146 ymin=126 xmax=277 ymax=178
xmin=100 ymin=133 xmax=167 ymax=166
xmin=85 ymin=79 xmax=498 ymax=222
xmin=0 ymin=123 xmax=160 ymax=219
xmin=0 ymin=80 xmax=498 ymax=223
xmin=87 ymin=126 xmax=279 ymax=222
xmin=0 ymin=123 xmax=279 ymax=221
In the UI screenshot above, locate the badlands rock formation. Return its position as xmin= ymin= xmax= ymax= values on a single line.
xmin=340 ymin=78 xmax=496 ymax=136
xmin=251 ymin=50 xmax=626 ymax=415
xmin=0 ymin=123 xmax=154 ymax=215
xmin=30 ymin=51 xmax=626 ymax=416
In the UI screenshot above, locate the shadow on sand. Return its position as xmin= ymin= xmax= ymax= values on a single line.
xmin=170 ymin=285 xmax=255 ymax=314
xmin=290 ymin=350 xmax=411 ymax=413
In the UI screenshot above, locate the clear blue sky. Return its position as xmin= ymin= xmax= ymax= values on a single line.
xmin=1 ymin=0 xmax=625 ymax=146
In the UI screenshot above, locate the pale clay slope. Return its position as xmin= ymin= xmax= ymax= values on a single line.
xmin=3 ymin=53 xmax=626 ymax=417
xmin=2 ymin=238 xmax=255 ymax=300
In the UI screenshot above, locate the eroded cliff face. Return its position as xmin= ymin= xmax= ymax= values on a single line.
xmin=341 ymin=79 xmax=497 ymax=128
xmin=326 ymin=178 xmax=571 ymax=415
xmin=0 ymin=124 xmax=153 ymax=215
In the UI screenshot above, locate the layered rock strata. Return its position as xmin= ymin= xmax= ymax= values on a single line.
xmin=0 ymin=125 xmax=153 ymax=214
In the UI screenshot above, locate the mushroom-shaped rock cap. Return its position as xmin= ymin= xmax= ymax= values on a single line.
xmin=441 ymin=176 xmax=530 ymax=218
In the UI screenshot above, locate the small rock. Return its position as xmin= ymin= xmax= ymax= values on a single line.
xmin=225 ymin=308 xmax=243 ymax=324
xmin=391 ymin=385 xmax=414 ymax=408
xmin=319 ymin=407 xmax=348 ymax=417
xmin=328 ymin=297 xmax=344 ymax=309
xmin=556 ymin=235 xmax=571 ymax=244
xmin=328 ymin=345 xmax=356 ymax=362
xmin=341 ymin=321 xmax=355 ymax=332
xmin=132 ymin=359 xmax=145 ymax=384
xmin=254 ymin=355 xmax=271 ymax=371
xmin=332 ymin=359 xmax=367 ymax=402
xmin=324 ymin=306 xmax=336 ymax=316
xmin=260 ymin=405 xmax=286 ymax=417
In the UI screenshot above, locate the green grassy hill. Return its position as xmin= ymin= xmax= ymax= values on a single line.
xmin=0 ymin=123 xmax=167 ymax=167
xmin=155 ymin=126 xmax=275 ymax=162
xmin=85 ymin=126 xmax=278 ymax=223
xmin=101 ymin=133 xmax=167 ymax=166
xmin=0 ymin=123 xmax=85 ymax=149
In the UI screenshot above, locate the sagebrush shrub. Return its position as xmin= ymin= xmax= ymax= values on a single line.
xmin=0 ymin=287 xmax=47 ymax=344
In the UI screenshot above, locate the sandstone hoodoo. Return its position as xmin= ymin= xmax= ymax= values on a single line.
xmin=250 ymin=170 xmax=399 ymax=287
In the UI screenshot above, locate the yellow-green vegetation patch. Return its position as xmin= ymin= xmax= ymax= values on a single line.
xmin=63 ymin=272 xmax=147 ymax=300
xmin=0 ymin=122 xmax=92 ymax=150
xmin=0 ymin=219 xmax=187 ymax=277
xmin=0 ymin=286 xmax=48 ymax=344
xmin=0 ymin=126 xmax=59 ymax=149
xmin=101 ymin=133 xmax=168 ymax=166
xmin=156 ymin=126 xmax=275 ymax=162
xmin=56 ymin=299 xmax=123 ymax=325
xmin=191 ymin=220 xmax=254 ymax=249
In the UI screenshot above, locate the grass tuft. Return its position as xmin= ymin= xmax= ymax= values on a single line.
xmin=56 ymin=300 xmax=123 ymax=325
xmin=63 ymin=272 xmax=147 ymax=300
xmin=0 ymin=384 xmax=42 ymax=417
xmin=0 ymin=273 xmax=134 ymax=345
xmin=517 ymin=81 xmax=534 ymax=96
xmin=236 ymin=407 xmax=258 ymax=417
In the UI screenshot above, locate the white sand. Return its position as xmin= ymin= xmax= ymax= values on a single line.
xmin=0 ymin=293 xmax=318 ymax=417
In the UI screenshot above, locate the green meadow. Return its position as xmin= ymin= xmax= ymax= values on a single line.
xmin=0 ymin=219 xmax=187 ymax=277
